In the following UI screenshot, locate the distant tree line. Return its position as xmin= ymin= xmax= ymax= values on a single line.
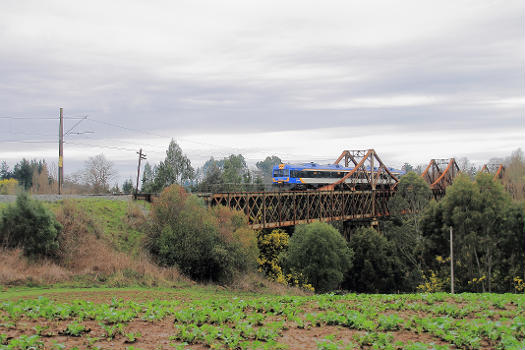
xmin=140 ymin=139 xmax=283 ymax=193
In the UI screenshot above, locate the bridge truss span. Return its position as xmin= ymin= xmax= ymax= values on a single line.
xmin=201 ymin=189 xmax=393 ymax=229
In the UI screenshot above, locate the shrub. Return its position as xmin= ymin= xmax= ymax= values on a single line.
xmin=146 ymin=184 xmax=258 ymax=283
xmin=257 ymin=228 xmax=289 ymax=283
xmin=280 ymin=222 xmax=353 ymax=292
xmin=0 ymin=178 xmax=19 ymax=194
xmin=0 ymin=192 xmax=61 ymax=258
xmin=345 ymin=227 xmax=404 ymax=293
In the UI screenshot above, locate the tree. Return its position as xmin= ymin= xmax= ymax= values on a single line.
xmin=122 ymin=179 xmax=134 ymax=194
xmin=146 ymin=185 xmax=257 ymax=283
xmin=498 ymin=201 xmax=525 ymax=290
xmin=141 ymin=162 xmax=156 ymax=193
xmin=83 ymin=154 xmax=117 ymax=193
xmin=422 ymin=173 xmax=512 ymax=292
xmin=256 ymin=156 xmax=282 ymax=180
xmin=222 ymin=154 xmax=251 ymax=191
xmin=384 ymin=172 xmax=433 ymax=288
xmin=401 ymin=163 xmax=414 ymax=173
xmin=280 ymin=222 xmax=353 ymax=292
xmin=503 ymin=148 xmax=525 ymax=201
xmin=154 ymin=140 xmax=194 ymax=190
xmin=31 ymin=162 xmax=54 ymax=194
xmin=0 ymin=161 xmax=11 ymax=179
xmin=456 ymin=157 xmax=477 ymax=178
xmin=13 ymin=159 xmax=33 ymax=190
xmin=345 ymin=227 xmax=404 ymax=293
xmin=197 ymin=157 xmax=225 ymax=192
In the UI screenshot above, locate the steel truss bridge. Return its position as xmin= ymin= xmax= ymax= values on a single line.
xmin=136 ymin=149 xmax=506 ymax=230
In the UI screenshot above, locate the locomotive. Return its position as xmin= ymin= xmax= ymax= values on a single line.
xmin=272 ymin=162 xmax=404 ymax=190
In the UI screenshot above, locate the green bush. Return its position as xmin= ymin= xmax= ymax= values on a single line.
xmin=0 ymin=192 xmax=62 ymax=258
xmin=345 ymin=227 xmax=404 ymax=293
xmin=145 ymin=184 xmax=258 ymax=283
xmin=280 ymin=222 xmax=353 ymax=292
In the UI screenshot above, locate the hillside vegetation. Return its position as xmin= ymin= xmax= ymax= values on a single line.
xmin=0 ymin=171 xmax=524 ymax=294
xmin=0 ymin=196 xmax=185 ymax=288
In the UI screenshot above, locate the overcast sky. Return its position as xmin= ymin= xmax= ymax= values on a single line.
xmin=1 ymin=0 xmax=523 ymax=183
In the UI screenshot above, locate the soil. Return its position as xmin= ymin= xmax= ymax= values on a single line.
xmin=1 ymin=289 xmax=517 ymax=350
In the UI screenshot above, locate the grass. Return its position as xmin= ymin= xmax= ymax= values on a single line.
xmin=55 ymin=198 xmax=150 ymax=255
xmin=1 ymin=197 xmax=150 ymax=255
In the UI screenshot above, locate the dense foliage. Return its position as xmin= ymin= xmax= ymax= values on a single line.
xmin=197 ymin=154 xmax=253 ymax=192
xmin=146 ymin=184 xmax=258 ymax=283
xmin=0 ymin=192 xmax=61 ymax=258
xmin=421 ymin=173 xmax=524 ymax=293
xmin=281 ymin=222 xmax=353 ymax=292
xmin=345 ymin=227 xmax=404 ymax=293
xmin=383 ymin=172 xmax=433 ymax=290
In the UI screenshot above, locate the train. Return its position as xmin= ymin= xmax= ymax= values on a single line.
xmin=272 ymin=162 xmax=405 ymax=190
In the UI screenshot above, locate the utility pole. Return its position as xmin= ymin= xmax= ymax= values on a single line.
xmin=135 ymin=149 xmax=147 ymax=196
xmin=450 ymin=226 xmax=454 ymax=294
xmin=58 ymin=107 xmax=63 ymax=195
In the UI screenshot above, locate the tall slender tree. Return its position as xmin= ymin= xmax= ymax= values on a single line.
xmin=154 ymin=140 xmax=194 ymax=190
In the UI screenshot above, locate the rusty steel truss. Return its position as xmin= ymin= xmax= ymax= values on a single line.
xmin=480 ymin=163 xmax=505 ymax=180
xmin=201 ymin=189 xmax=393 ymax=229
xmin=319 ymin=149 xmax=400 ymax=191
xmin=421 ymin=158 xmax=460 ymax=195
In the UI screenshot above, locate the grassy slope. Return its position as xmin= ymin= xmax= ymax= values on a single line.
xmin=60 ymin=198 xmax=150 ymax=255
xmin=0 ymin=197 xmax=150 ymax=255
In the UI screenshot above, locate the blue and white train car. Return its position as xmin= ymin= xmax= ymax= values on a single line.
xmin=272 ymin=162 xmax=404 ymax=190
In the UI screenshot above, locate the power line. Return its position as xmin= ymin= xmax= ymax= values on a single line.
xmin=86 ymin=118 xmax=244 ymax=151
xmin=0 ymin=138 xmax=56 ymax=143
xmin=0 ymin=116 xmax=86 ymax=120
xmin=64 ymin=141 xmax=138 ymax=152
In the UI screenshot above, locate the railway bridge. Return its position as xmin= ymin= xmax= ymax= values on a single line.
xmin=137 ymin=149 xmax=505 ymax=230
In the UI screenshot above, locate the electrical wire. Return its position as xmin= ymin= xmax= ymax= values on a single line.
xmin=0 ymin=116 xmax=86 ymax=120
xmin=86 ymin=118 xmax=245 ymax=151
xmin=64 ymin=141 xmax=138 ymax=152
xmin=0 ymin=139 xmax=57 ymax=144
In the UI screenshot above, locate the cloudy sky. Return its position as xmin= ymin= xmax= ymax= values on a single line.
xmin=1 ymin=0 xmax=523 ymax=183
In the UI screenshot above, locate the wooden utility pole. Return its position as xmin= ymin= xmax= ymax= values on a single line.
xmin=450 ymin=226 xmax=454 ymax=294
xmin=58 ymin=107 xmax=63 ymax=194
xmin=135 ymin=149 xmax=147 ymax=195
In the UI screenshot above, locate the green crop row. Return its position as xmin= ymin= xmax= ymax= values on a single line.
xmin=0 ymin=293 xmax=523 ymax=350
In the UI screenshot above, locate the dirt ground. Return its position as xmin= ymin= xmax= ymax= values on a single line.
xmin=1 ymin=288 xmax=520 ymax=350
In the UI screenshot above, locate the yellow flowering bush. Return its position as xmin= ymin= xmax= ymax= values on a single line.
xmin=513 ymin=277 xmax=524 ymax=293
xmin=417 ymin=271 xmax=447 ymax=292
xmin=0 ymin=178 xmax=19 ymax=194
xmin=257 ymin=228 xmax=314 ymax=291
